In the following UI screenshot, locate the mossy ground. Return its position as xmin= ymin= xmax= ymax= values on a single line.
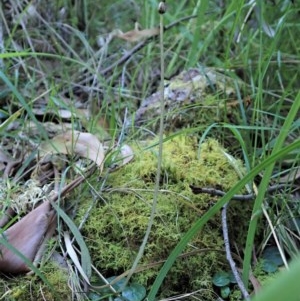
xmin=0 ymin=260 xmax=71 ymax=301
xmin=0 ymin=135 xmax=254 ymax=300
xmin=76 ymin=135 xmax=251 ymax=297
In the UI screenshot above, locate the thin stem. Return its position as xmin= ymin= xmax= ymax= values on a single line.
xmin=190 ymin=184 xmax=295 ymax=201
xmin=123 ymin=4 xmax=166 ymax=289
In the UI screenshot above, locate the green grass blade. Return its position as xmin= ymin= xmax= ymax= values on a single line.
xmin=0 ymin=108 xmax=22 ymax=133
xmin=0 ymin=70 xmax=48 ymax=139
xmin=242 ymin=92 xmax=300 ymax=286
xmin=0 ymin=51 xmax=87 ymax=67
xmin=186 ymin=0 xmax=209 ymax=68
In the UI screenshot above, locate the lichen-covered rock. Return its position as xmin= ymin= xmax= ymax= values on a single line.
xmin=76 ymin=135 xmax=247 ymax=297
xmin=128 ymin=68 xmax=249 ymax=133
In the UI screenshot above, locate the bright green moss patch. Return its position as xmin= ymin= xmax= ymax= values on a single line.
xmin=76 ymin=135 xmax=247 ymax=296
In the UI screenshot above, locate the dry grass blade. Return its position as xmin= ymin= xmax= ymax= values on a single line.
xmin=64 ymin=231 xmax=90 ymax=284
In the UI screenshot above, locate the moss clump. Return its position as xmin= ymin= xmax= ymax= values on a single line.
xmin=76 ymin=135 xmax=246 ymax=297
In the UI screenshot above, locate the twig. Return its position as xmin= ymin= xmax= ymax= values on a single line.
xmin=190 ymin=184 xmax=293 ymax=201
xmin=222 ymin=203 xmax=250 ymax=300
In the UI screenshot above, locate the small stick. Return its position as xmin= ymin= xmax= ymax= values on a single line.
xmin=190 ymin=184 xmax=293 ymax=201
xmin=222 ymin=203 xmax=250 ymax=300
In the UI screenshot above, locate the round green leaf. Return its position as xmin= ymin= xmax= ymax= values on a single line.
xmin=99 ymin=276 xmax=127 ymax=294
xmin=262 ymin=246 xmax=284 ymax=267
xmin=212 ymin=271 xmax=230 ymax=287
xmin=107 ymin=276 xmax=127 ymax=291
xmin=122 ymin=283 xmax=146 ymax=301
xmin=88 ymin=292 xmax=101 ymax=301
xmin=262 ymin=259 xmax=278 ymax=273
xmin=221 ymin=286 xmax=231 ymax=299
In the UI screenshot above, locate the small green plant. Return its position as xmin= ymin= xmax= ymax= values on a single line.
xmin=252 ymin=256 xmax=300 ymax=301
xmin=89 ymin=277 xmax=146 ymax=301
xmin=212 ymin=270 xmax=238 ymax=299
xmin=259 ymin=246 xmax=284 ymax=273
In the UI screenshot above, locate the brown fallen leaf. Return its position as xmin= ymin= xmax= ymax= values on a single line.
xmin=0 ymin=201 xmax=56 ymax=273
xmin=39 ymin=130 xmax=105 ymax=170
xmin=114 ymin=22 xmax=159 ymax=43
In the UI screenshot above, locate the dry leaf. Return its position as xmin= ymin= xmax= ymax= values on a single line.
xmin=118 ymin=144 xmax=134 ymax=167
xmin=114 ymin=22 xmax=159 ymax=43
xmin=40 ymin=130 xmax=105 ymax=170
xmin=0 ymin=201 xmax=56 ymax=273
xmin=109 ymin=144 xmax=134 ymax=171
xmin=32 ymin=107 xmax=90 ymax=121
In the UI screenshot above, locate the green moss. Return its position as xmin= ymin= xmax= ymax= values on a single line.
xmin=0 ymin=261 xmax=71 ymax=301
xmin=76 ymin=135 xmax=247 ymax=297
xmin=229 ymin=289 xmax=242 ymax=301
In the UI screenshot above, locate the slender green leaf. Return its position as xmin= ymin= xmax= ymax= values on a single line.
xmin=0 ymin=108 xmax=22 ymax=133
xmin=242 ymin=92 xmax=300 ymax=286
xmin=0 ymin=71 xmax=48 ymax=139
xmin=186 ymin=0 xmax=209 ymax=68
